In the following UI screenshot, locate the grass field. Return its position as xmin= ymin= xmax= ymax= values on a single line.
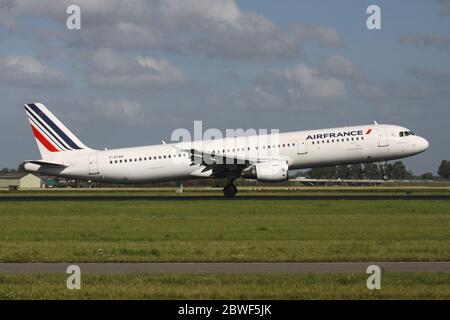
xmin=0 ymin=197 xmax=449 ymax=262
xmin=1 ymin=273 xmax=450 ymax=299
xmin=1 ymin=190 xmax=450 ymax=299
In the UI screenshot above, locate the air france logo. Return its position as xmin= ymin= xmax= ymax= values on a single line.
xmin=306 ymin=129 xmax=372 ymax=140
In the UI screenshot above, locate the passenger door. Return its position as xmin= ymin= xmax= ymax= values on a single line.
xmin=377 ymin=127 xmax=389 ymax=147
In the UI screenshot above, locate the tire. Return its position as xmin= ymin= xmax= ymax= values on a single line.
xmin=223 ymin=184 xmax=237 ymax=197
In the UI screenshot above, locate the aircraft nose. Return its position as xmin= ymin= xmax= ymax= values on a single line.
xmin=416 ymin=137 xmax=430 ymax=153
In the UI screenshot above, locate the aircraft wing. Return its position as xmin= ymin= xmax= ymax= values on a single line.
xmin=185 ymin=148 xmax=282 ymax=179
xmin=187 ymin=148 xmax=252 ymax=178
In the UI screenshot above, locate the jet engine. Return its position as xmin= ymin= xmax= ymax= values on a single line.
xmin=242 ymin=160 xmax=289 ymax=183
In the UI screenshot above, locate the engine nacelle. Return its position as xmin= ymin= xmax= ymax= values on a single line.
xmin=242 ymin=160 xmax=289 ymax=183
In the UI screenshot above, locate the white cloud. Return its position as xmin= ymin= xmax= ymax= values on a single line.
xmin=407 ymin=66 xmax=450 ymax=83
xmin=161 ymin=0 xmax=241 ymax=23
xmin=283 ymin=64 xmax=346 ymax=100
xmin=0 ymin=54 xmax=67 ymax=87
xmin=1 ymin=0 xmax=342 ymax=60
xmin=399 ymin=32 xmax=450 ymax=53
xmin=88 ymin=49 xmax=186 ymax=88
xmin=320 ymin=55 xmax=361 ymax=80
xmin=93 ymin=100 xmax=144 ymax=125
xmin=437 ymin=0 xmax=450 ymax=16
xmin=291 ymin=22 xmax=343 ymax=48
xmin=233 ymin=63 xmax=346 ymax=112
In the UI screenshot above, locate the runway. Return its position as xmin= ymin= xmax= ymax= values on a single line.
xmin=0 ymin=194 xmax=449 ymax=201
xmin=0 ymin=262 xmax=449 ymax=274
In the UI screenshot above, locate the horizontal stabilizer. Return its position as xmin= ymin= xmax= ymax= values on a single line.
xmin=24 ymin=160 xmax=68 ymax=167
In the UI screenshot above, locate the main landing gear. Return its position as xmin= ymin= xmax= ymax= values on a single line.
xmin=379 ymin=161 xmax=390 ymax=181
xmin=223 ymin=177 xmax=238 ymax=197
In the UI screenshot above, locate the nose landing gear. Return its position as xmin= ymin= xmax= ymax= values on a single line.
xmin=379 ymin=161 xmax=390 ymax=181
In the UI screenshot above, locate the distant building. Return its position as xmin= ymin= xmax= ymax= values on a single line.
xmin=0 ymin=173 xmax=44 ymax=190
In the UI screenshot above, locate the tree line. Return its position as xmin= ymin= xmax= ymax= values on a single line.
xmin=301 ymin=160 xmax=450 ymax=180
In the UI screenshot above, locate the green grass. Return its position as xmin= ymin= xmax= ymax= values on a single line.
xmin=1 ymin=273 xmax=449 ymax=299
xmin=0 ymin=200 xmax=449 ymax=262
xmin=1 ymin=186 xmax=450 ymax=197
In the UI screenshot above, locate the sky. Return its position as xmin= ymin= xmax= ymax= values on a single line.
xmin=0 ymin=0 xmax=449 ymax=174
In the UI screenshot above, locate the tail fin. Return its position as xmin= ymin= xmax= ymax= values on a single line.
xmin=24 ymin=103 xmax=91 ymax=159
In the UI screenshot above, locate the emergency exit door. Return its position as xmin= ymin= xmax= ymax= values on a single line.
xmin=88 ymin=155 xmax=99 ymax=175
xmin=297 ymin=138 xmax=308 ymax=154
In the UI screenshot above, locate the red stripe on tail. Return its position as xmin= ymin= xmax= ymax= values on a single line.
xmin=31 ymin=125 xmax=60 ymax=152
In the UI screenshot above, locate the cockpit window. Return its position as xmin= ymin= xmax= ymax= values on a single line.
xmin=400 ymin=131 xmax=415 ymax=137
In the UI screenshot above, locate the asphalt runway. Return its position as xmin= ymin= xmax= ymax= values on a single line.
xmin=0 ymin=262 xmax=449 ymax=274
xmin=0 ymin=194 xmax=450 ymax=201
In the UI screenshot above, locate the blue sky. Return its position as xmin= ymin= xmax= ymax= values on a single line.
xmin=1 ymin=0 xmax=449 ymax=174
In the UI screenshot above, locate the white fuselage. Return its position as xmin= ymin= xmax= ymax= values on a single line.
xmin=25 ymin=124 xmax=429 ymax=183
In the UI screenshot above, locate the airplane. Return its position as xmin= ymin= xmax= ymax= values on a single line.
xmin=22 ymin=103 xmax=429 ymax=197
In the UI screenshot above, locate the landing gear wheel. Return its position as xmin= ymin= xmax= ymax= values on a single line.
xmin=223 ymin=184 xmax=237 ymax=197
xmin=382 ymin=174 xmax=390 ymax=181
